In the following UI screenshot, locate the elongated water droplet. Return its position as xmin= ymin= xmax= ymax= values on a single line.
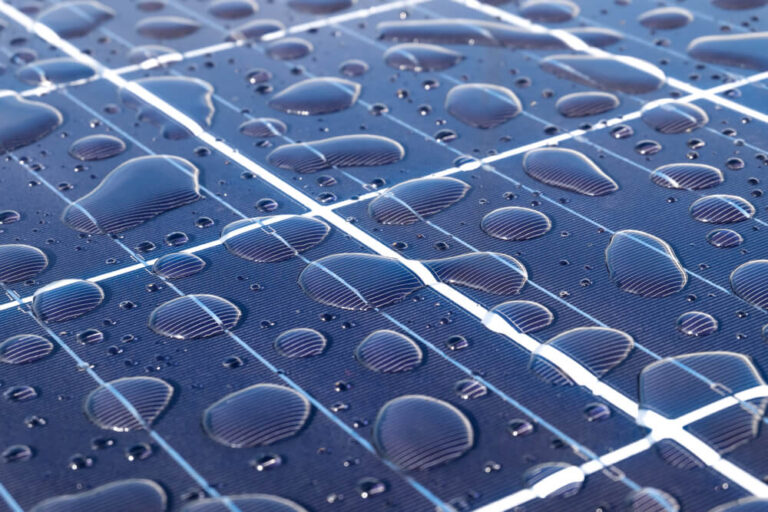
xmin=266 ymin=37 xmax=314 ymax=60
xmin=650 ymin=163 xmax=723 ymax=190
xmin=37 ymin=1 xmax=115 ymax=39
xmin=638 ymin=7 xmax=692 ymax=30
xmin=85 ymin=377 xmax=173 ymax=431
xmin=689 ymin=194 xmax=755 ymax=223
xmin=481 ymin=207 xmax=551 ymax=241
xmin=268 ymin=134 xmax=404 ymax=173
xmin=426 ymin=252 xmax=528 ymax=295
xmin=16 ymin=58 xmax=96 ymax=85
xmin=627 ymin=488 xmax=680 ymax=512
xmin=0 ymin=244 xmax=48 ymax=283
xmin=540 ymin=54 xmax=666 ymax=94
xmin=524 ymin=462 xmax=584 ymax=498
xmin=30 ymin=480 xmax=166 ymax=512
xmin=523 ymin=147 xmax=618 ymax=196
xmin=369 ymin=176 xmax=470 ymax=225
xmin=136 ymin=16 xmax=200 ymax=39
xmin=226 ymin=19 xmax=285 ymax=42
xmin=384 ymin=43 xmax=463 ymax=72
xmin=221 ymin=216 xmax=330 ymax=262
xmin=374 ymin=395 xmax=473 ymax=470
xmin=269 ymin=77 xmax=360 ymax=116
xmin=68 ymin=134 xmax=127 ymax=161
xmin=641 ymin=102 xmax=708 ymax=134
xmin=181 ymin=495 xmax=308 ymax=512
xmin=605 ymin=230 xmax=687 ymax=298
xmin=288 ymin=0 xmax=355 ymax=13
xmin=688 ymin=33 xmax=768 ymax=70
xmin=0 ymin=334 xmax=54 ymax=364
xmin=208 ymin=0 xmax=258 ymax=19
xmin=0 ymin=93 xmax=62 ymax=152
xmin=488 ymin=300 xmax=554 ymax=333
xmin=520 ymin=0 xmax=579 ymax=22
xmin=203 ymin=384 xmax=311 ymax=447
xmin=555 ymin=91 xmax=619 ymax=118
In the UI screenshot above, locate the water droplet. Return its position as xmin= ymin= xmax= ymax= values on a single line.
xmin=227 ymin=19 xmax=285 ymax=42
xmin=239 ymin=117 xmax=287 ymax=138
xmin=29 ymin=479 xmax=166 ymax=512
xmin=250 ymin=453 xmax=283 ymax=471
xmin=523 ymin=147 xmax=618 ymax=196
xmin=584 ymin=402 xmax=611 ymax=422
xmin=62 ymin=155 xmax=201 ymax=234
xmin=221 ymin=215 xmax=330 ymax=263
xmin=425 ymin=252 xmax=528 ymax=295
xmin=127 ymin=44 xmax=176 ymax=64
xmin=555 ymin=91 xmax=619 ymax=118
xmin=37 ymin=1 xmax=114 ymax=39
xmin=288 ymin=0 xmax=354 ymax=13
xmin=508 ymin=419 xmax=535 ymax=437
xmin=339 ymin=58 xmax=368 ymax=77
xmin=374 ymin=395 xmax=473 ymax=470
xmin=650 ymin=163 xmax=723 ymax=190
xmin=152 ymin=252 xmax=206 ymax=279
xmin=688 ymin=33 xmax=768 ymax=70
xmin=4 ymin=385 xmax=38 ymax=402
xmin=125 ymin=442 xmax=153 ymax=462
xmin=120 ymin=77 xmax=214 ymax=139
xmin=611 ymin=124 xmax=634 ymax=139
xmin=676 ymin=311 xmax=718 ymax=337
xmin=68 ymin=134 xmax=127 ymax=161
xmin=0 ymin=244 xmax=48 ymax=283
xmin=208 ymin=0 xmax=257 ymax=19
xmin=269 ymin=77 xmax=360 ymax=116
xmin=267 ymin=37 xmax=314 ymax=60
xmin=149 ymin=294 xmax=241 ymax=339
xmin=628 ymin=488 xmax=680 ymax=512
xmin=357 ymin=478 xmax=387 ymax=499
xmin=707 ymin=228 xmax=743 ymax=248
xmin=520 ymin=0 xmax=579 ymax=22
xmin=2 ymin=444 xmax=33 ymax=463
xmin=164 ymin=231 xmax=189 ymax=246
xmin=641 ymin=102 xmax=709 ymax=134
xmin=0 ymin=93 xmax=62 ymax=152
xmin=445 ymin=83 xmax=522 ymax=129
xmin=299 ymin=253 xmax=423 ymax=310
xmin=0 ymin=210 xmax=21 ymax=224
xmin=274 ymin=328 xmax=327 ymax=358
xmin=203 ymin=384 xmax=311 ymax=447
xmin=487 ymin=300 xmax=554 ymax=333
xmin=454 ymin=378 xmax=488 ymax=399
xmin=481 ymin=207 xmax=551 ymax=241
xmin=355 ymin=330 xmax=423 ymax=373
xmin=268 ymin=134 xmax=404 ymax=173
xmin=16 ymin=57 xmax=96 ymax=85
xmin=369 ymin=176 xmax=470 ymax=225
xmin=76 ymin=328 xmax=104 ymax=344
xmin=523 ymin=462 xmax=584 ymax=498
xmin=540 ymin=54 xmax=665 ymax=93
xmin=635 ymin=139 xmax=662 ymax=155
xmin=135 ymin=16 xmax=200 ymax=39
xmin=384 ymin=43 xmax=463 ymax=72
xmin=532 ymin=327 xmax=634 ymax=385
xmin=32 ymin=279 xmax=104 ymax=323
xmin=85 ymin=376 xmax=173 ymax=431
xmin=708 ymin=498 xmax=768 ymax=512
xmin=606 ymin=230 xmax=687 ymax=298
xmin=638 ymin=7 xmax=693 ymax=30
xmin=690 ymin=194 xmax=755 ymax=224
xmin=0 ymin=334 xmax=53 ymax=364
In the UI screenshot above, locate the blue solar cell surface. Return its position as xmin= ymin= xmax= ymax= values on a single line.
xmin=1 ymin=0 xmax=768 ymax=511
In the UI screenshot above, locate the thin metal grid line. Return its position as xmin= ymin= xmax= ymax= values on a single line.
xmin=4 ymin=0 xmax=768 ymax=501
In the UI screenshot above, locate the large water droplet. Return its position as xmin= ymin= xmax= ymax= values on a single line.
xmin=0 ymin=334 xmax=54 ymax=365
xmin=0 ymin=244 xmax=48 ymax=283
xmin=369 ymin=176 xmax=470 ymax=225
xmin=638 ymin=6 xmax=692 ymax=30
xmin=605 ymin=230 xmax=687 ymax=298
xmin=299 ymin=253 xmax=424 ymax=310
xmin=32 ymin=279 xmax=104 ymax=323
xmin=135 ymin=16 xmax=200 ymax=39
xmin=488 ymin=300 xmax=554 ymax=333
xmin=523 ymin=462 xmax=584 ymax=498
xmin=481 ymin=206 xmax=552 ymax=241
xmin=62 ymin=155 xmax=200 ymax=234
xmin=37 ymin=1 xmax=115 ymax=39
xmin=152 ymin=252 xmax=206 ymax=279
xmin=274 ymin=328 xmax=327 ymax=358
xmin=688 ymin=33 xmax=768 ymax=70
xmin=445 ymin=83 xmax=522 ymax=129
xmin=68 ymin=134 xmax=127 ymax=161
xmin=16 ymin=58 xmax=96 ymax=85
xmin=384 ymin=43 xmax=463 ymax=72
xmin=540 ymin=54 xmax=666 ymax=94
xmin=221 ymin=215 xmax=330 ymax=263
xmin=149 ymin=294 xmax=241 ymax=339
xmin=676 ymin=311 xmax=718 ymax=337
xmin=708 ymin=498 xmax=768 ymax=512
xmin=641 ymin=102 xmax=709 ymax=134
xmin=689 ymin=194 xmax=755 ymax=223
xmin=268 ymin=134 xmax=404 ymax=173
xmin=30 ymin=480 xmax=166 ymax=512
xmin=640 ymin=352 xmax=766 ymax=455
xmin=288 ymin=0 xmax=355 ymax=13
xmin=730 ymin=260 xmax=768 ymax=310
xmin=269 ymin=77 xmax=360 ymax=116
xmin=523 ymin=147 xmax=618 ymax=196
xmin=181 ymin=495 xmax=308 ymax=512
xmin=425 ymin=252 xmax=528 ymax=295
xmin=650 ymin=163 xmax=723 ymax=190
xmin=0 ymin=93 xmax=62 ymax=152
xmin=355 ymin=330 xmax=423 ymax=373
xmin=203 ymin=384 xmax=311 ymax=447
xmin=532 ymin=327 xmax=634 ymax=385
xmin=519 ymin=0 xmax=579 ymax=22
xmin=120 ymin=77 xmax=214 ymax=139
xmin=374 ymin=395 xmax=473 ymax=470
xmin=85 ymin=377 xmax=173 ymax=431
xmin=555 ymin=91 xmax=619 ymax=118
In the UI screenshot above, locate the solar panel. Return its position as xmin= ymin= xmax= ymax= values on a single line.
xmin=1 ymin=0 xmax=768 ymax=511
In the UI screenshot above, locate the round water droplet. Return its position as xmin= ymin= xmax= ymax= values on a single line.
xmin=584 ymin=402 xmax=611 ymax=422
xmin=68 ymin=134 xmax=127 ymax=161
xmin=239 ymin=117 xmax=287 ymax=138
xmin=731 ymin=260 xmax=768 ymax=310
xmin=555 ymin=91 xmax=619 ymax=118
xmin=676 ymin=311 xmax=718 ymax=337
xmin=690 ymin=195 xmax=755 ymax=224
xmin=520 ymin=0 xmax=579 ymax=22
xmin=274 ymin=328 xmax=327 ymax=358
xmin=0 ymin=334 xmax=53 ymax=364
xmin=445 ymin=83 xmax=522 ymax=129
xmin=650 ymin=163 xmax=723 ymax=190
xmin=508 ymin=419 xmax=535 ymax=437
xmin=266 ymin=37 xmax=313 ymax=60
xmin=203 ymin=384 xmax=311 ymax=448
xmin=488 ymin=300 xmax=554 ymax=334
xmin=355 ymin=330 xmax=423 ymax=373
xmin=221 ymin=216 xmax=330 ymax=263
xmin=374 ymin=395 xmax=473 ymax=470
xmin=85 ymin=377 xmax=173 ymax=431
xmin=706 ymin=229 xmax=743 ymax=248
xmin=32 ymin=279 xmax=104 ymax=323
xmin=149 ymin=294 xmax=241 ymax=339
xmin=454 ymin=379 xmax=488 ymax=400
xmin=208 ymin=0 xmax=258 ymax=19
xmin=641 ymin=102 xmax=708 ymax=134
xmin=269 ymin=77 xmax=360 ymax=116
xmin=152 ymin=252 xmax=206 ymax=280
xmin=481 ymin=206 xmax=552 ymax=241
xmin=76 ymin=328 xmax=104 ymax=345
xmin=4 ymin=385 xmax=38 ymax=402
xmin=0 ymin=244 xmax=48 ymax=283
xmin=524 ymin=462 xmax=584 ymax=498
xmin=635 ymin=139 xmax=662 ymax=155
xmin=339 ymin=58 xmax=368 ymax=77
